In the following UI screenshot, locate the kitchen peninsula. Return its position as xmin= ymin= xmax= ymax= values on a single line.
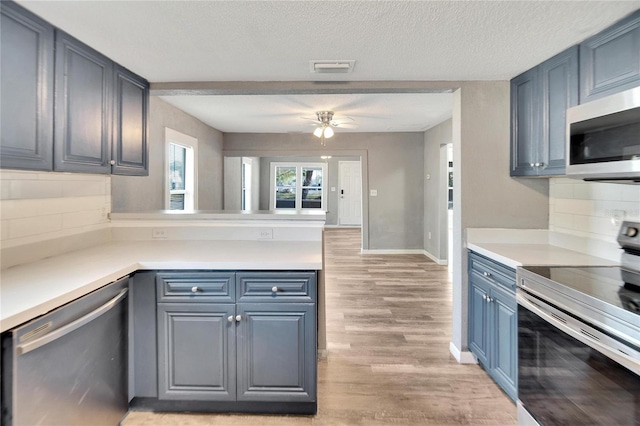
xmin=1 ymin=211 xmax=325 ymax=422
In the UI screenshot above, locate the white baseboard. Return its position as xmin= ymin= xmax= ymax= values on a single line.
xmin=361 ymin=249 xmax=426 ymax=254
xmin=325 ymin=225 xmax=362 ymax=229
xmin=361 ymin=248 xmax=448 ymax=266
xmin=422 ymin=250 xmax=448 ymax=265
xmin=449 ymin=342 xmax=477 ymax=364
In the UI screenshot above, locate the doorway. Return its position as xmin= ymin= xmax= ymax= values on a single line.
xmin=338 ymin=161 xmax=362 ymax=226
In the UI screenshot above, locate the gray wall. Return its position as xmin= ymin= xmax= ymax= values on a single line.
xmin=224 ymin=132 xmax=424 ymax=249
xmin=423 ymin=119 xmax=452 ymax=261
xmin=451 ymin=82 xmax=548 ymax=359
xmin=111 ymin=96 xmax=224 ymax=212
xmin=253 ymin=155 xmax=359 ymax=225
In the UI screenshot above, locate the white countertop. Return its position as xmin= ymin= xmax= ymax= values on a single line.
xmin=109 ymin=210 xmax=327 ymax=221
xmin=0 ymin=239 xmax=322 ymax=332
xmin=467 ymin=242 xmax=618 ymax=269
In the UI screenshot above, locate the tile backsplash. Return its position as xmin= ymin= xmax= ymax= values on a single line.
xmin=0 ymin=170 xmax=111 ymax=248
xmin=550 ymin=178 xmax=640 ymax=244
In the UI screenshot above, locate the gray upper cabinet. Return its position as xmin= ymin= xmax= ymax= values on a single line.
xmin=510 ymin=46 xmax=578 ymax=177
xmin=0 ymin=1 xmax=148 ymax=176
xmin=538 ymin=46 xmax=579 ymax=176
xmin=580 ymin=9 xmax=640 ymax=103
xmin=112 ymin=65 xmax=149 ymax=176
xmin=510 ymin=68 xmax=539 ymax=177
xmin=54 ymin=30 xmax=113 ymax=174
xmin=0 ymin=1 xmax=54 ymax=171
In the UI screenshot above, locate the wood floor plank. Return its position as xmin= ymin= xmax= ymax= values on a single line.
xmin=123 ymin=228 xmax=516 ymax=426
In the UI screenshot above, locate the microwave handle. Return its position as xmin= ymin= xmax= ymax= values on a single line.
xmin=517 ymin=292 xmax=640 ymax=376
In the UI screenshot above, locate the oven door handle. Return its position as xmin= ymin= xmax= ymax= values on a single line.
xmin=517 ymin=292 xmax=640 ymax=376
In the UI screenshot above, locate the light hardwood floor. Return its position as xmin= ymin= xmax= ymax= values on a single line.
xmin=123 ymin=228 xmax=516 ymax=425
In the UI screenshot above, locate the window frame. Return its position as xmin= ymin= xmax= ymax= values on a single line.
xmin=269 ymin=162 xmax=327 ymax=211
xmin=165 ymin=127 xmax=198 ymax=211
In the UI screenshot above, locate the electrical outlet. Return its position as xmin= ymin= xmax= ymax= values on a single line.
xmin=370 ymin=189 xmax=378 ymax=197
xmin=331 ymin=187 xmax=336 ymax=192
xmin=152 ymin=228 xmax=168 ymax=239
xmin=258 ymin=228 xmax=273 ymax=240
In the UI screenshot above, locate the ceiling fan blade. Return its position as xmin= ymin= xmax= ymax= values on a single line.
xmin=332 ymin=115 xmax=355 ymax=122
xmin=300 ymin=116 xmax=317 ymax=121
xmin=334 ymin=123 xmax=358 ymax=129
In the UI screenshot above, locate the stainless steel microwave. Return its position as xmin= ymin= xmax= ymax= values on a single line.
xmin=566 ymin=86 xmax=640 ymax=183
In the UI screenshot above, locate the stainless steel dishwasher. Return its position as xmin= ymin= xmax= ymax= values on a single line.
xmin=1 ymin=277 xmax=129 ymax=426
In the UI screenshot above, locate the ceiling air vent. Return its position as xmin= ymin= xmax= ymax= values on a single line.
xmin=309 ymin=60 xmax=355 ymax=74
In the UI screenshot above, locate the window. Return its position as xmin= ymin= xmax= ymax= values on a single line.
xmin=270 ymin=163 xmax=326 ymax=210
xmin=165 ymin=128 xmax=198 ymax=211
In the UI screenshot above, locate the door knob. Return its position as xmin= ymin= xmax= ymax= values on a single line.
xmin=272 ymin=286 xmax=278 ymax=293
xmin=235 ymin=315 xmax=242 ymax=322
xmin=227 ymin=315 xmax=234 ymax=323
xmin=191 ymin=286 xmax=199 ymax=293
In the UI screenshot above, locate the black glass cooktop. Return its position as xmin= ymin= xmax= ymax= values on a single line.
xmin=522 ymin=265 xmax=640 ymax=315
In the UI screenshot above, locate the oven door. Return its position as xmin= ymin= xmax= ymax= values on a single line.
xmin=517 ymin=290 xmax=640 ymax=426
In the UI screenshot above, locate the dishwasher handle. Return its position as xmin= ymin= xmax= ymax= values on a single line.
xmin=17 ymin=288 xmax=128 ymax=355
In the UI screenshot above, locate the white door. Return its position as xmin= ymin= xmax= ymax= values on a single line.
xmin=338 ymin=161 xmax=362 ymax=226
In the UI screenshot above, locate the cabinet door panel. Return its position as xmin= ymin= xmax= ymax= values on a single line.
xmin=580 ymin=10 xmax=640 ymax=103
xmin=54 ymin=30 xmax=112 ymax=173
xmin=539 ymin=46 xmax=578 ymax=176
xmin=112 ymin=65 xmax=148 ymax=176
xmin=489 ymin=285 xmax=517 ymax=401
xmin=236 ymin=303 xmax=316 ymax=402
xmin=468 ymin=276 xmax=489 ymax=365
xmin=157 ymin=303 xmax=236 ymax=401
xmin=510 ymin=68 xmax=539 ymax=176
xmin=0 ymin=2 xmax=53 ymax=171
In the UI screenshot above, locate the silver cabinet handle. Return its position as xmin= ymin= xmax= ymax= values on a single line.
xmin=235 ymin=315 xmax=242 ymax=322
xmin=272 ymin=286 xmax=278 ymax=293
xmin=109 ymin=160 xmax=116 ymax=165
xmin=482 ymin=294 xmax=487 ymax=301
xmin=17 ymin=288 xmax=128 ymax=355
xmin=191 ymin=286 xmax=199 ymax=293
xmin=487 ymin=297 xmax=494 ymax=303
xmin=483 ymin=271 xmax=492 ymax=278
xmin=227 ymin=315 xmax=235 ymax=323
xmin=529 ymin=163 xmax=535 ymax=167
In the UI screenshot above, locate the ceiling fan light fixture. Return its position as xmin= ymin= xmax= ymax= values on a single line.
xmin=323 ymin=126 xmax=334 ymax=138
xmin=313 ymin=127 xmax=324 ymax=138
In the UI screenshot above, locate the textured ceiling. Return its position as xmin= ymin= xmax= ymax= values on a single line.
xmin=16 ymin=1 xmax=639 ymax=133
xmin=159 ymin=93 xmax=453 ymax=133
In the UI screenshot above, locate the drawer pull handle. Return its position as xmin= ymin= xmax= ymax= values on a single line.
xmin=483 ymin=272 xmax=492 ymax=278
xmin=235 ymin=315 xmax=242 ymax=322
xmin=191 ymin=286 xmax=199 ymax=293
xmin=272 ymin=286 xmax=279 ymax=293
xmin=227 ymin=315 xmax=234 ymax=323
xmin=482 ymin=294 xmax=487 ymax=301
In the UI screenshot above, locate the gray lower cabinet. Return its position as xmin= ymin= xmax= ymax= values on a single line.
xmin=157 ymin=303 xmax=236 ymax=401
xmin=153 ymin=271 xmax=317 ymax=411
xmin=468 ymin=252 xmax=517 ymax=401
xmin=510 ymin=46 xmax=578 ymax=177
xmin=580 ymin=9 xmax=640 ymax=103
xmin=0 ymin=1 xmax=54 ymax=171
xmin=236 ymin=303 xmax=316 ymax=402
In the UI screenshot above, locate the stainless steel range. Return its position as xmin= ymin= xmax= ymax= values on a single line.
xmin=516 ymin=221 xmax=640 ymax=426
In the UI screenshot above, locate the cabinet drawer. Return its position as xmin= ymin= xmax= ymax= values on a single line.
xmin=469 ymin=253 xmax=516 ymax=292
xmin=237 ymin=272 xmax=316 ymax=303
xmin=156 ymin=272 xmax=235 ymax=303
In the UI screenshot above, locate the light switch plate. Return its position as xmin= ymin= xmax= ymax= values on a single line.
xmin=258 ymin=228 xmax=273 ymax=240
xmin=331 ymin=187 xmax=336 ymax=192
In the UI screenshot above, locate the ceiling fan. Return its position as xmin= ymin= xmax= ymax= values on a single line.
xmin=301 ymin=111 xmax=358 ymax=143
